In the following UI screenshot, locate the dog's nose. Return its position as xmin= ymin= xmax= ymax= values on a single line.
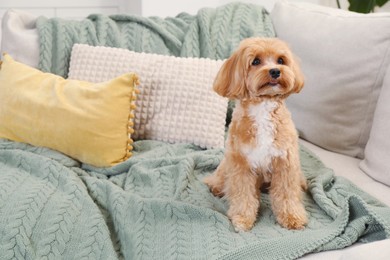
xmin=269 ymin=69 xmax=281 ymax=79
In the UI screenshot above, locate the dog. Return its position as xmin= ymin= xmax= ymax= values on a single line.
xmin=203 ymin=37 xmax=308 ymax=232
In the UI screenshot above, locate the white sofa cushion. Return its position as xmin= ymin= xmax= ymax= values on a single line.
xmin=68 ymin=44 xmax=227 ymax=149
xmin=300 ymin=238 xmax=390 ymax=260
xmin=271 ymin=0 xmax=390 ymax=159
xmin=300 ymin=139 xmax=390 ymax=207
xmin=0 ymin=9 xmax=39 ymax=67
xmin=360 ymin=65 xmax=390 ymax=187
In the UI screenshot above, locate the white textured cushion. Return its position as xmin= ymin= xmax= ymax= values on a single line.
xmin=360 ymin=65 xmax=390 ymax=187
xmin=68 ymin=44 xmax=227 ymax=149
xmin=271 ymin=1 xmax=390 ymax=158
xmin=1 ymin=9 xmax=39 ymax=67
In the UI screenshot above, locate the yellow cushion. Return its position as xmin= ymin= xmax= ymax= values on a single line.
xmin=0 ymin=54 xmax=139 ymax=167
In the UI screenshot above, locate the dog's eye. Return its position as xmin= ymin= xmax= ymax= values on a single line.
xmin=252 ymin=58 xmax=261 ymax=66
xmin=277 ymin=58 xmax=284 ymax=65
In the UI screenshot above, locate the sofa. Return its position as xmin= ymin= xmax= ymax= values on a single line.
xmin=0 ymin=0 xmax=390 ymax=259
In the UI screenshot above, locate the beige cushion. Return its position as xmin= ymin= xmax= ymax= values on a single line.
xmin=271 ymin=0 xmax=390 ymax=158
xmin=360 ymin=65 xmax=390 ymax=187
xmin=68 ymin=44 xmax=227 ymax=149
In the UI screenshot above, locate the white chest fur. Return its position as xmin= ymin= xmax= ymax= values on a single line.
xmin=241 ymin=100 xmax=287 ymax=173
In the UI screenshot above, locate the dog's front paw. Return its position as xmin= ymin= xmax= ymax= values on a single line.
xmin=277 ymin=207 xmax=307 ymax=230
xmin=230 ymin=214 xmax=255 ymax=232
xmin=203 ymin=175 xmax=224 ymax=197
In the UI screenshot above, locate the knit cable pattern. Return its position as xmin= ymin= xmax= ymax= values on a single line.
xmin=1 ymin=139 xmax=390 ymax=259
xmin=36 ymin=2 xmax=275 ymax=78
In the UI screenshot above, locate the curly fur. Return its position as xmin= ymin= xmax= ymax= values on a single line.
xmin=204 ymin=37 xmax=308 ymax=232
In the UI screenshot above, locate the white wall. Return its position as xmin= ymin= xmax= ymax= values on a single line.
xmin=0 ymin=0 xmax=138 ymax=19
xmin=1 ymin=0 xmax=389 ymax=20
xmin=0 ymin=0 xmax=335 ymax=20
xmin=138 ymin=0 xmax=390 ymax=16
xmin=140 ymin=0 xmax=326 ymax=17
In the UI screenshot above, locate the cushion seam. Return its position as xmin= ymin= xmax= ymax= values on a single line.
xmin=357 ymin=39 xmax=390 ymax=158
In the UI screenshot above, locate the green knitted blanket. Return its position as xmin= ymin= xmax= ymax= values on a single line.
xmin=0 ymin=139 xmax=389 ymax=259
xmin=36 ymin=2 xmax=274 ymax=78
xmin=1 ymin=2 xmax=389 ymax=259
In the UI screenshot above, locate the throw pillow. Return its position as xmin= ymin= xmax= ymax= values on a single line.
xmin=360 ymin=65 xmax=390 ymax=186
xmin=68 ymin=44 xmax=227 ymax=149
xmin=271 ymin=0 xmax=390 ymax=158
xmin=0 ymin=53 xmax=139 ymax=167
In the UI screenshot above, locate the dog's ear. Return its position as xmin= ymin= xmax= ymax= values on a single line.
xmin=213 ymin=51 xmax=248 ymax=99
xmin=291 ymin=54 xmax=304 ymax=93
